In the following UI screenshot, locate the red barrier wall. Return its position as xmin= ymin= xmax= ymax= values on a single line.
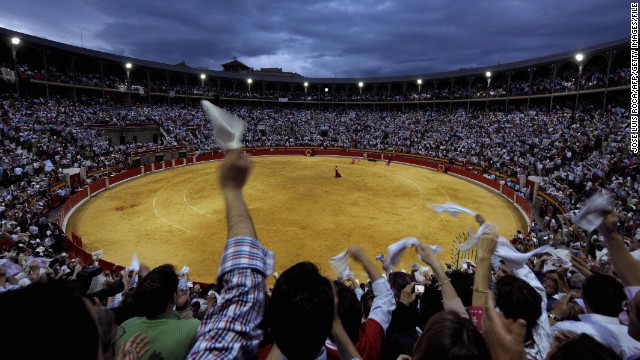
xmin=89 ymin=178 xmax=107 ymax=195
xmin=164 ymin=160 xmax=173 ymax=169
xmin=501 ymin=185 xmax=516 ymax=201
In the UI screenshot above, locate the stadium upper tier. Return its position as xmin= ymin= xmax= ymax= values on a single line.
xmin=0 ymin=27 xmax=630 ymax=106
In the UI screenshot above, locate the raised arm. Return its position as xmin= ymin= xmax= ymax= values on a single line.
xmin=220 ymin=151 xmax=256 ymax=240
xmin=416 ymin=241 xmax=468 ymax=318
xmin=471 ymin=228 xmax=498 ymax=308
xmin=349 ymin=246 xmax=394 ymax=329
xmin=599 ymin=212 xmax=640 ymax=286
xmin=188 ymin=151 xmax=272 ymax=360
xmin=349 ymin=246 xmax=382 ymax=282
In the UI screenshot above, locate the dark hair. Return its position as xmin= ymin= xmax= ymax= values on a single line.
xmin=388 ymin=272 xmax=413 ymax=300
xmin=550 ymin=334 xmax=621 ymax=360
xmin=495 ymin=275 xmax=542 ymax=342
xmin=133 ymin=264 xmax=178 ymax=318
xmin=582 ymin=273 xmax=625 ymax=317
xmin=418 ymin=283 xmax=444 ymax=329
xmin=414 ymin=311 xmax=490 ymax=360
xmin=361 ymin=289 xmax=375 ymax=319
xmin=268 ymin=262 xmax=334 ymax=360
xmin=95 ymin=307 xmax=116 ymax=357
xmin=0 ymin=280 xmax=100 ymax=359
xmin=333 ymin=281 xmax=361 ymax=344
xmin=449 ymin=270 xmax=474 ymax=307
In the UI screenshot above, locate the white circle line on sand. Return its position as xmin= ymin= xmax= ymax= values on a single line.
xmin=182 ymin=181 xmax=215 ymax=218
xmin=152 ymin=175 xmax=197 ymax=234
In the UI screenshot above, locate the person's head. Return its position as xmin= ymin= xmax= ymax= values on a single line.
xmin=413 ymin=311 xmax=490 ymax=360
xmin=495 ymin=275 xmax=542 ymax=342
xmin=333 ymin=281 xmax=361 ymax=344
xmin=449 ymin=270 xmax=474 ymax=307
xmin=549 ymin=333 xmax=621 ymax=360
xmin=418 ymin=283 xmax=445 ymax=329
xmin=582 ymin=273 xmax=625 ymax=317
xmin=543 ymin=272 xmax=559 ymax=297
xmin=628 ymin=290 xmax=640 ymax=341
xmin=361 ymin=288 xmax=375 ymax=319
xmin=268 ymin=262 xmax=334 ymax=360
xmin=0 ymin=280 xmax=100 ymax=359
xmin=495 ymin=261 xmax=513 ymax=280
xmin=569 ymin=272 xmax=585 ymax=289
xmin=133 ymin=264 xmax=178 ymax=318
xmin=95 ymin=307 xmax=118 ymax=360
xmin=388 ymin=271 xmax=413 ymax=300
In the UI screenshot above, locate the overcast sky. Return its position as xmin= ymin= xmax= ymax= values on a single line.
xmin=0 ymin=0 xmax=629 ymax=78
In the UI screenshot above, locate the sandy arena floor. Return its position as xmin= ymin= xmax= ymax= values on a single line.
xmin=66 ymin=156 xmax=528 ymax=285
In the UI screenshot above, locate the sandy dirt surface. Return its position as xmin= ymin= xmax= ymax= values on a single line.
xmin=66 ymin=156 xmax=527 ymax=285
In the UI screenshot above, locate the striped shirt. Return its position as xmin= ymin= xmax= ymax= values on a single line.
xmin=187 ymin=236 xmax=274 ymax=360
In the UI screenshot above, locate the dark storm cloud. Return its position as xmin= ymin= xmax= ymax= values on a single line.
xmin=0 ymin=0 xmax=629 ymax=77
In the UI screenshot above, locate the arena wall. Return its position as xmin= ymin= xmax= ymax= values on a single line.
xmin=57 ymin=149 xmax=535 ymax=284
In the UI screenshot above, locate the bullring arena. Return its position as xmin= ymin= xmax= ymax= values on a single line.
xmin=65 ymin=153 xmax=528 ymax=285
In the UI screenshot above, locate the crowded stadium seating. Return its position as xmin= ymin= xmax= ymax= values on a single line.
xmin=0 ymin=27 xmax=637 ymax=360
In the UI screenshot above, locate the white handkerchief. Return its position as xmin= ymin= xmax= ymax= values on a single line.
xmin=596 ymin=247 xmax=609 ymax=261
xmin=178 ymin=275 xmax=188 ymax=289
xmin=329 ymin=250 xmax=349 ymax=277
xmin=179 ymin=265 xmax=190 ymax=276
xmin=461 ymin=259 xmax=477 ymax=268
xmin=201 ymin=100 xmax=246 ymax=149
xmin=387 ymin=237 xmax=441 ymax=267
xmin=342 ymin=266 xmax=355 ymax=281
xmin=458 ymin=222 xmax=492 ymax=251
xmin=495 ymin=238 xmax=551 ymax=269
xmin=0 ymin=259 xmax=23 ymax=277
xmin=549 ymin=248 xmax=572 ymax=262
xmin=543 ymin=248 xmax=572 ymax=272
xmin=130 ymin=253 xmax=140 ymax=272
xmin=387 ymin=238 xmax=420 ymax=267
xmin=431 ymin=202 xmax=477 ymax=217
xmin=631 ymin=249 xmax=640 ymax=262
xmin=574 ymin=192 xmax=612 ymax=232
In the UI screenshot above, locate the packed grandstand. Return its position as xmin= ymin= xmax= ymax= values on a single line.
xmin=0 ymin=26 xmax=637 ymax=360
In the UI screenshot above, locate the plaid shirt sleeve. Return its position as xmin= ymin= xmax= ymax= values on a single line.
xmin=187 ymin=236 xmax=274 ymax=360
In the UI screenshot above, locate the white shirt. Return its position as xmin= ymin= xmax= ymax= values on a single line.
xmin=551 ymin=313 xmax=640 ymax=359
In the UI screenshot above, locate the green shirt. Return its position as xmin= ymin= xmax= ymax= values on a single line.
xmin=117 ymin=311 xmax=201 ymax=360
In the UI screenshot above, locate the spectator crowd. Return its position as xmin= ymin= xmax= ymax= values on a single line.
xmin=0 ymin=92 xmax=637 ymax=359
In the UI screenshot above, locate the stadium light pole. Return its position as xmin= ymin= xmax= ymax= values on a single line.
xmin=575 ymin=53 xmax=584 ymax=112
xmin=247 ymin=78 xmax=253 ymax=96
xmin=125 ymin=62 xmax=132 ymax=81
xmin=10 ymin=37 xmax=20 ymax=99
xmin=200 ymin=73 xmax=206 ymax=87
xmin=125 ymin=62 xmax=132 ymax=104
xmin=303 ymin=81 xmax=309 ymax=108
xmin=485 ymin=71 xmax=492 ymax=111
xmin=417 ymin=79 xmax=423 ymax=110
xmin=358 ymin=81 xmax=364 ymax=108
